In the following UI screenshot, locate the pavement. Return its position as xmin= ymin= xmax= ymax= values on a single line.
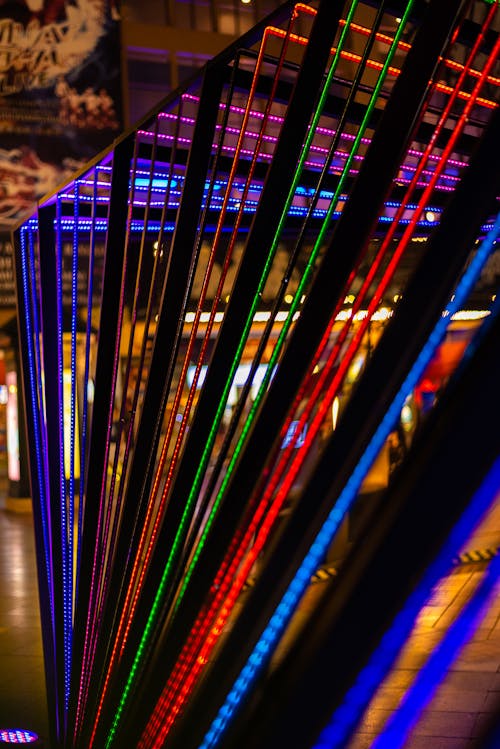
xmin=345 ymin=490 xmax=500 ymax=749
xmin=0 ymin=483 xmax=498 ymax=749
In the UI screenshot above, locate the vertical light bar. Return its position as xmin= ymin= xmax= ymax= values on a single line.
xmin=55 ymin=194 xmax=71 ymax=714
xmin=77 ymin=167 xmax=99 ymax=598
xmin=102 ymin=5 xmax=357 ymax=743
xmin=73 ymin=137 xmax=138 ymax=739
xmin=100 ymin=15 xmax=312 ymax=747
xmin=70 ymin=182 xmax=79 ymax=634
xmin=196 ymin=5 xmax=500 ymax=645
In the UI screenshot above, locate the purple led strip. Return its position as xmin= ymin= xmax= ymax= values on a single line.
xmin=55 ymin=195 xmax=72 ymax=711
xmin=76 ymin=167 xmax=100 ymax=609
xmin=136 ymin=126 xmax=466 ymax=194
xmin=155 ymin=95 xmax=472 ymax=168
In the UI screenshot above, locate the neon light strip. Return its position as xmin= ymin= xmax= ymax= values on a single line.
xmin=200 ymin=211 xmax=500 ymax=748
xmin=269 ymin=0 xmax=500 ymax=494
xmin=154 ymin=0 xmax=496 ymax=733
xmin=100 ymin=96 xmax=184 ymax=648
xmin=93 ymin=117 xmax=164 ymax=660
xmin=150 ymin=16 xmax=292 ymax=536
xmin=55 ymin=157 xmax=467 ymax=202
xmin=46 ymin=131 xmax=473 ymax=208
xmin=52 ymin=189 xmax=450 ymax=222
xmin=155 ymin=15 xmax=300 ymax=569
xmin=166 ymin=11 xmax=421 ymax=738
xmin=20 ymin=228 xmax=55 ymax=625
xmin=142 ymin=3 xmax=415 ymax=742
xmin=287 ymin=2 xmax=500 ymax=90
xmin=76 ymin=168 xmax=98 ymax=617
xmin=179 ymin=0 xmax=495 ymax=672
xmin=26 ymin=228 xmax=55 ymax=622
xmin=315 ymin=453 xmax=500 ymax=749
xmin=185 ymin=95 xmax=495 ymax=165
xmin=135 ymin=131 xmax=469 ymax=195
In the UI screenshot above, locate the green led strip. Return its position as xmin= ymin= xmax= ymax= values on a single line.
xmin=173 ymin=0 xmax=415 ymax=609
xmin=105 ymin=1 xmax=418 ymax=743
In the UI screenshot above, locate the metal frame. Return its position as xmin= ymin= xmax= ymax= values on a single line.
xmin=12 ymin=1 xmax=500 ymax=747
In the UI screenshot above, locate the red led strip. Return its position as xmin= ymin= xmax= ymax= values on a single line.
xmin=265 ymin=21 xmax=498 ymax=110
xmin=279 ymin=3 xmax=500 ymax=91
xmin=140 ymin=14 xmax=500 ymax=746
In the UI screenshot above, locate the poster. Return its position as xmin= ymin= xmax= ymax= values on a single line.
xmin=0 ymin=0 xmax=122 ymax=231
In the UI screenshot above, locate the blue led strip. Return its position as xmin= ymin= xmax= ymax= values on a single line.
xmin=370 ymin=462 xmax=500 ymax=749
xmin=19 ymin=227 xmax=54 ymax=621
xmin=200 ymin=211 xmax=500 ymax=749
xmin=55 ymin=195 xmax=71 ymax=712
xmin=53 ymin=213 xmax=499 ymax=235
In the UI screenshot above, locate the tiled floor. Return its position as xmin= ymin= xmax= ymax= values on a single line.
xmin=346 ymin=568 xmax=500 ymax=749
xmin=0 ymin=485 xmax=498 ymax=749
xmin=345 ymin=494 xmax=500 ymax=749
xmin=0 ymin=506 xmax=49 ymax=744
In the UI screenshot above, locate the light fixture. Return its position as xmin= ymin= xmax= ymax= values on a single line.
xmin=0 ymin=729 xmax=41 ymax=745
xmin=332 ymin=396 xmax=340 ymax=430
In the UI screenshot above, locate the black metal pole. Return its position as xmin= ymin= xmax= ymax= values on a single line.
xmin=13 ymin=225 xmax=61 ymax=748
